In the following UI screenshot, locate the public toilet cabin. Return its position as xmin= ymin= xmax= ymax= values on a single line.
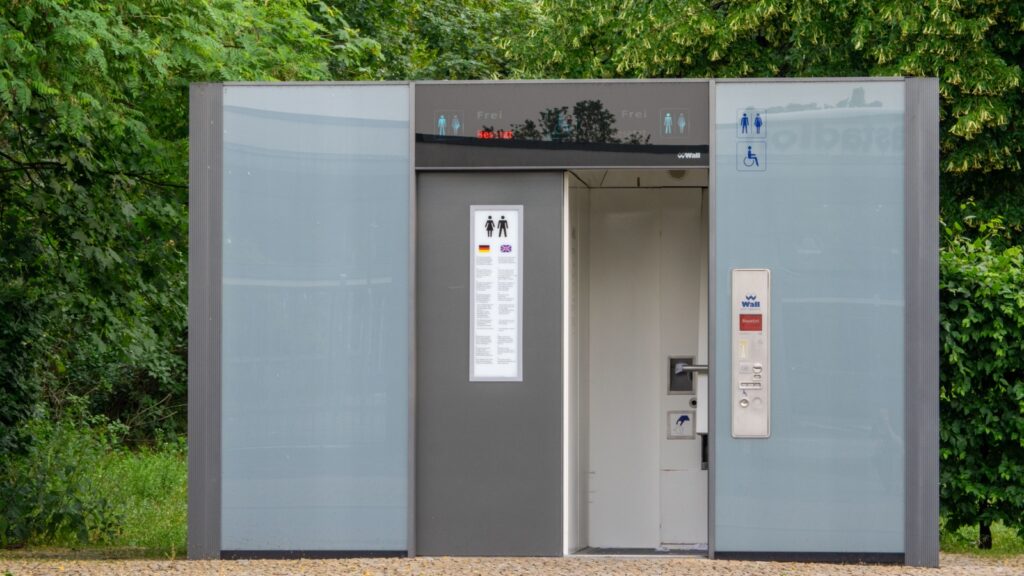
xmin=188 ymin=78 xmax=939 ymax=566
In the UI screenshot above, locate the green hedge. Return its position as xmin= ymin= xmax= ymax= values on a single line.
xmin=940 ymin=215 xmax=1024 ymax=548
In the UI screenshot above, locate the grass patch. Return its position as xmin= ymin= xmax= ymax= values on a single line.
xmin=96 ymin=444 xmax=188 ymax=557
xmin=941 ymin=520 xmax=1024 ymax=555
xmin=5 ymin=430 xmax=1024 ymax=560
xmin=3 ymin=440 xmax=188 ymax=559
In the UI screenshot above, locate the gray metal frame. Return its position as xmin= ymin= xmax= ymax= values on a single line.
xmin=706 ymin=79 xmax=717 ymax=560
xmin=904 ymin=77 xmax=940 ymax=568
xmin=188 ymin=83 xmax=223 ymax=559
xmin=408 ymin=82 xmax=418 ymax=558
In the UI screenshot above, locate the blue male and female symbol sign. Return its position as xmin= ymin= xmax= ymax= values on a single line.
xmin=737 ymin=109 xmax=767 ymax=172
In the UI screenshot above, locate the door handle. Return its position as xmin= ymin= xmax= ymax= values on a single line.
xmin=675 ymin=364 xmax=708 ymax=373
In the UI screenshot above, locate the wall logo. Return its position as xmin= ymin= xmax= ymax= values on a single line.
xmin=741 ymin=293 xmax=761 ymax=309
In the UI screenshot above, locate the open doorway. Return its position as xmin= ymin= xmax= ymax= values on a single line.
xmin=565 ymin=169 xmax=710 ymax=555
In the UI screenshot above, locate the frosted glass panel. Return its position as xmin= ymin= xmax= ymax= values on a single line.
xmin=714 ymin=82 xmax=904 ymax=552
xmin=221 ymin=85 xmax=409 ymax=551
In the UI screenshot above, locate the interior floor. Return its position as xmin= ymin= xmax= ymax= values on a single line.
xmin=574 ymin=547 xmax=706 ymax=556
xmin=566 ymin=169 xmax=710 ymax=554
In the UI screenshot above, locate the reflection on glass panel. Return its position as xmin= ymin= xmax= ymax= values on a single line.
xmin=714 ymin=82 xmax=905 ymax=553
xmin=221 ymin=85 xmax=409 ymax=551
xmin=433 ymin=99 xmax=652 ymax=144
xmin=414 ymin=82 xmax=710 ymax=168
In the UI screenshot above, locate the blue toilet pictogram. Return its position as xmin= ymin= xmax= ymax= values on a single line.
xmin=738 ymin=109 xmax=766 ymax=139
xmin=744 ymin=145 xmax=759 ymax=167
xmin=737 ymin=141 xmax=767 ymax=172
xmin=659 ymin=109 xmax=688 ymax=138
xmin=437 ymin=114 xmax=447 ymax=136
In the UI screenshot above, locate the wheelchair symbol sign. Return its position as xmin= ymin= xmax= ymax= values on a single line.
xmin=737 ymin=142 xmax=766 ymax=172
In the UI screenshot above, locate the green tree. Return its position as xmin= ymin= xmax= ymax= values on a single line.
xmin=0 ymin=0 xmax=334 ymax=450
xmin=940 ymin=214 xmax=1024 ymax=548
xmin=323 ymin=0 xmax=540 ymax=80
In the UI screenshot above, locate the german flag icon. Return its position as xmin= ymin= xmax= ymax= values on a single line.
xmin=478 ymin=245 xmax=491 ymax=253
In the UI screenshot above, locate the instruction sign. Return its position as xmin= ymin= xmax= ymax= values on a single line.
xmin=668 ymin=411 xmax=695 ymax=439
xmin=470 ymin=205 xmax=523 ymax=381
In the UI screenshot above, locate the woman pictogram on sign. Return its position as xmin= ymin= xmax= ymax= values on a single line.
xmin=485 ymin=216 xmax=495 ymax=237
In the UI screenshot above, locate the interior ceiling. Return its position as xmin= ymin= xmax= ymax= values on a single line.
xmin=568 ymin=169 xmax=708 ymax=189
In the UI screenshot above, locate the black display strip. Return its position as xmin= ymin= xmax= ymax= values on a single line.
xmin=221 ymin=550 xmax=406 ymax=560
xmin=415 ymin=81 xmax=709 ymax=168
xmin=417 ymin=134 xmax=709 ymax=154
xmin=714 ymin=552 xmax=905 ymax=564
xmin=416 ymin=142 xmax=709 ymax=168
xmin=416 ymin=134 xmax=709 ymax=168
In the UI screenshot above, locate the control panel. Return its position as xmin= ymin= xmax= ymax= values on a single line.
xmin=731 ymin=269 xmax=770 ymax=438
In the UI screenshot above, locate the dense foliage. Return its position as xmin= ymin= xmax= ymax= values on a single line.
xmin=326 ymin=0 xmax=539 ymax=79
xmin=0 ymin=0 xmax=1022 ymax=550
xmin=0 ymin=0 xmax=333 ymax=546
xmin=0 ymin=0 xmax=332 ymax=451
xmin=940 ymin=215 xmax=1024 ymax=547
xmin=0 ymin=411 xmax=186 ymax=552
xmin=0 ymin=412 xmax=121 ymax=547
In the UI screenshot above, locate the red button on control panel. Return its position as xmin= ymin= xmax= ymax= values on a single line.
xmin=739 ymin=314 xmax=763 ymax=332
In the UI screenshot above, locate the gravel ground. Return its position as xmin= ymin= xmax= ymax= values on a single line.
xmin=3 ymin=554 xmax=1024 ymax=576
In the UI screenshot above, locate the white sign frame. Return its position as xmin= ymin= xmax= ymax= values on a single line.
xmin=469 ymin=205 xmax=524 ymax=382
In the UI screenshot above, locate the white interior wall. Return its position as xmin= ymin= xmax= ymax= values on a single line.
xmin=576 ymin=184 xmax=705 ymax=549
xmin=657 ymin=187 xmax=707 ymax=546
xmin=566 ymin=180 xmax=591 ymax=553
xmin=586 ymin=187 xmax=661 ymax=548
